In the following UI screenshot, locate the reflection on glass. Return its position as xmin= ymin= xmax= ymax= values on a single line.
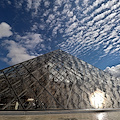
xmin=27 ymin=98 xmax=34 ymax=102
xmin=90 ymin=89 xmax=105 ymax=108
xmin=15 ymin=102 xmax=19 ymax=110
xmin=97 ymin=113 xmax=108 ymax=120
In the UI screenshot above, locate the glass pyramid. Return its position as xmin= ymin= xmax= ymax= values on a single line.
xmin=0 ymin=49 xmax=120 ymax=110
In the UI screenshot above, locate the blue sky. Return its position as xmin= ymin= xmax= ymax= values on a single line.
xmin=0 ymin=0 xmax=120 ymax=77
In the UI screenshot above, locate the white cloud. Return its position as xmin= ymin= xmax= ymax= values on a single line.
xmin=8 ymin=1 xmax=11 ymax=4
xmin=93 ymin=10 xmax=111 ymax=22
xmin=31 ymin=24 xmax=38 ymax=31
xmin=67 ymin=11 xmax=73 ymax=17
xmin=33 ymin=0 xmax=41 ymax=14
xmin=108 ymin=12 xmax=116 ymax=19
xmin=87 ymin=10 xmax=111 ymax=26
xmin=75 ymin=0 xmax=79 ymax=5
xmin=110 ymin=47 xmax=119 ymax=54
xmin=39 ymin=24 xmax=45 ymax=30
xmin=58 ymin=0 xmax=120 ymax=63
xmin=111 ymin=1 xmax=120 ymax=10
xmin=54 ymin=0 xmax=64 ymax=7
xmin=44 ymin=1 xmax=50 ymax=8
xmin=104 ymin=64 xmax=120 ymax=78
xmin=65 ymin=22 xmax=78 ymax=34
xmin=46 ymin=14 xmax=55 ymax=24
xmin=83 ymin=0 xmax=105 ymax=14
xmin=52 ymin=27 xmax=58 ymax=36
xmin=93 ymin=0 xmax=118 ymax=16
xmin=108 ymin=30 xmax=117 ymax=39
xmin=93 ymin=0 xmax=104 ymax=7
xmin=115 ymin=26 xmax=120 ymax=31
xmin=40 ymin=44 xmax=45 ymax=49
xmin=62 ymin=3 xmax=71 ymax=15
xmin=43 ymin=9 xmax=51 ymax=17
xmin=14 ymin=0 xmax=24 ymax=8
xmin=82 ymin=0 xmax=89 ymax=7
xmin=4 ymin=40 xmax=36 ymax=65
xmin=16 ymin=32 xmax=43 ymax=49
xmin=101 ymin=24 xmax=111 ymax=33
xmin=0 ymin=22 xmax=13 ymax=39
xmin=79 ymin=0 xmax=118 ymax=24
xmin=26 ymin=0 xmax=42 ymax=15
xmin=26 ymin=0 xmax=32 ymax=10
xmin=104 ymin=44 xmax=113 ymax=54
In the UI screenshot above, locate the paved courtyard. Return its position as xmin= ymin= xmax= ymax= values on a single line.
xmin=0 ymin=110 xmax=120 ymax=120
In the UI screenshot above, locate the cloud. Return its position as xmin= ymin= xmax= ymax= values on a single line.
xmin=82 ymin=0 xmax=89 ymax=7
xmin=26 ymin=0 xmax=32 ymax=10
xmin=16 ymin=32 xmax=43 ymax=49
xmin=44 ymin=1 xmax=50 ymax=8
xmin=65 ymin=22 xmax=78 ymax=35
xmin=104 ymin=44 xmax=113 ymax=54
xmin=14 ymin=0 xmax=24 ymax=8
xmin=52 ymin=26 xmax=58 ymax=36
xmin=93 ymin=10 xmax=111 ymax=22
xmin=111 ymin=1 xmax=120 ymax=10
xmin=31 ymin=24 xmax=38 ymax=31
xmin=8 ymin=0 xmax=11 ymax=4
xmin=4 ymin=40 xmax=36 ymax=65
xmin=46 ymin=14 xmax=55 ymax=24
xmin=58 ymin=0 xmax=120 ymax=61
xmin=104 ymin=64 xmax=120 ymax=78
xmin=25 ymin=0 xmax=42 ymax=16
xmin=39 ymin=24 xmax=45 ymax=30
xmin=54 ymin=0 xmax=64 ymax=7
xmin=92 ymin=0 xmax=118 ymax=16
xmin=0 ymin=22 xmax=13 ymax=39
xmin=67 ymin=11 xmax=73 ymax=17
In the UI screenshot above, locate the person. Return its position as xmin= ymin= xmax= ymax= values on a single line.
xmin=15 ymin=101 xmax=19 ymax=110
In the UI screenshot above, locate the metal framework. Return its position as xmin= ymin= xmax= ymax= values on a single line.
xmin=0 ymin=49 xmax=120 ymax=110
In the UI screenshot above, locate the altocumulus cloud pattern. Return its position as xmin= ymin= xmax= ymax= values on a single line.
xmin=0 ymin=0 xmax=120 ymax=78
